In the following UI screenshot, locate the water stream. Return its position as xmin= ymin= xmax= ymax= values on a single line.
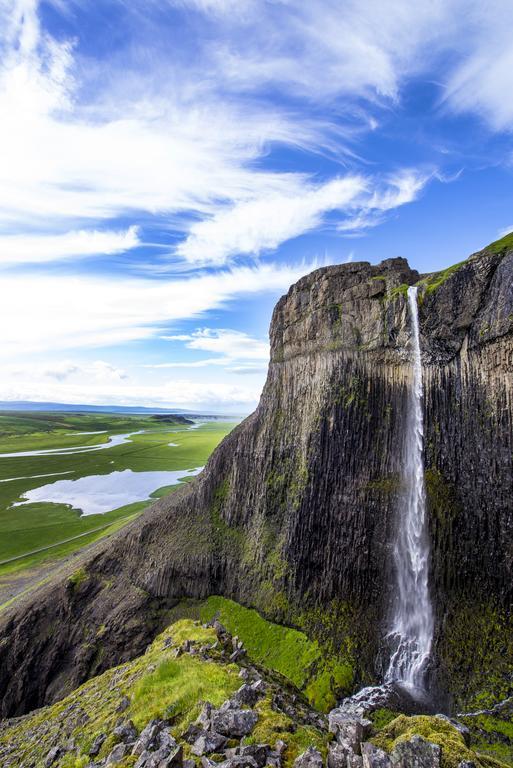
xmin=385 ymin=285 xmax=434 ymax=692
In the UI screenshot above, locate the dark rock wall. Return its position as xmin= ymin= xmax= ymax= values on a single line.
xmin=0 ymin=250 xmax=511 ymax=718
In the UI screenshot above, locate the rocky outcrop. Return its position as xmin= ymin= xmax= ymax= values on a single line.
xmin=0 ymin=243 xmax=511 ymax=719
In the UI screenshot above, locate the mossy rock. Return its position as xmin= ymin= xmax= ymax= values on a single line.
xmin=372 ymin=715 xmax=509 ymax=768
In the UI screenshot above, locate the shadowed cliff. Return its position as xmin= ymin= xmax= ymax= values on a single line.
xmin=0 ymin=242 xmax=511 ymax=719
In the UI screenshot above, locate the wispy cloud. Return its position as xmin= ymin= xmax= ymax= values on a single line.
xmin=145 ymin=328 xmax=269 ymax=370
xmin=0 ymin=261 xmax=314 ymax=359
xmin=0 ymin=226 xmax=140 ymax=265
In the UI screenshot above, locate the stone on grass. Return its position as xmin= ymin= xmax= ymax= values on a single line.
xmin=435 ymin=715 xmax=471 ymax=747
xmin=191 ymin=730 xmax=227 ymax=756
xmin=196 ymin=703 xmax=214 ymax=729
xmin=327 ymin=742 xmax=353 ymax=768
xmin=328 ymin=710 xmax=372 ymax=752
xmin=106 ymin=743 xmax=131 ymax=764
xmin=237 ymin=743 xmax=272 ymax=767
xmin=89 ymin=733 xmax=107 ymax=757
xmin=45 ymin=746 xmax=65 ymax=767
xmin=114 ymin=719 xmax=138 ymax=743
xmin=293 ymin=746 xmax=323 ymax=768
xmin=211 ymin=707 xmax=258 ymax=737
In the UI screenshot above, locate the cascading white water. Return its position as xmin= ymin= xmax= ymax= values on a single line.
xmin=385 ymin=285 xmax=434 ymax=693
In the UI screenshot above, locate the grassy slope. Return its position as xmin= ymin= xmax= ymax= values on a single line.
xmin=0 ymin=415 xmax=234 ymax=574
xmin=166 ymin=596 xmax=354 ymax=712
xmin=0 ymin=618 xmax=328 ymax=768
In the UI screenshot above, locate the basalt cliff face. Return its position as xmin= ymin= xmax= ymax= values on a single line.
xmin=0 ymin=243 xmax=512 ymax=720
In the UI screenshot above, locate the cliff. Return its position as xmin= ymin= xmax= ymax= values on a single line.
xmin=0 ymin=239 xmax=511 ymax=720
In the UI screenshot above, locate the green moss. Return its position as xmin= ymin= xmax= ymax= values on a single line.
xmin=0 ymin=619 xmax=240 ymax=765
xmin=369 ymin=708 xmax=402 ymax=730
xmin=417 ymin=260 xmax=466 ymax=296
xmin=67 ymin=567 xmax=88 ymax=589
xmin=334 ymin=376 xmax=367 ymax=410
xmin=199 ymin=596 xmax=353 ymax=712
xmin=460 ymin=714 xmax=513 ymax=766
xmin=366 ymin=475 xmax=401 ymax=496
xmin=246 ymin=694 xmax=328 ymax=768
xmin=439 ymin=603 xmax=513 ymax=711
xmin=424 ymin=468 xmax=460 ymax=528
xmin=387 ymin=283 xmax=409 ymax=300
xmin=485 ymin=231 xmax=513 ymax=254
xmin=372 ymin=715 xmax=509 ymax=768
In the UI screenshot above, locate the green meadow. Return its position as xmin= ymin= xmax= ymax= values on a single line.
xmin=0 ymin=412 xmax=235 ymax=577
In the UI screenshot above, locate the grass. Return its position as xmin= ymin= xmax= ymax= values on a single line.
xmin=485 ymin=231 xmax=513 ymax=254
xmin=194 ymin=596 xmax=353 ymax=711
xmin=0 ymin=413 xmax=234 ymax=576
xmin=417 ymin=260 xmax=467 ymax=295
xmin=0 ymin=618 xmax=329 ymax=768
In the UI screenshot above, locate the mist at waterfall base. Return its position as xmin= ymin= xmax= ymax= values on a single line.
xmin=340 ymin=287 xmax=436 ymax=716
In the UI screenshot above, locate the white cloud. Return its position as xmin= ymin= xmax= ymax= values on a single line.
xmin=0 ymin=261 xmax=313 ymax=360
xmin=498 ymin=225 xmax=513 ymax=238
xmin=9 ymin=360 xmax=128 ymax=383
xmin=176 ymin=173 xmax=432 ymax=264
xmin=0 ymin=372 xmax=260 ymax=411
xmin=0 ymin=226 xmax=140 ymax=265
xmin=0 ymin=0 xmax=435 ymax=269
xmin=176 ymin=177 xmax=367 ymax=264
xmin=146 ymin=329 xmax=269 ymax=369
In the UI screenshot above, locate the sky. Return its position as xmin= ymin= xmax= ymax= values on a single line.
xmin=1 ymin=0 xmax=513 ymax=413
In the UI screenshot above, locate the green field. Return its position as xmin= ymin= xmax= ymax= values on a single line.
xmin=0 ymin=412 xmax=235 ymax=578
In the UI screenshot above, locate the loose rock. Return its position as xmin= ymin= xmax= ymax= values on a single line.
xmin=361 ymin=743 xmax=391 ymax=768
xmin=293 ymin=746 xmax=323 ymax=768
xmin=389 ymin=735 xmax=441 ymax=768
xmin=211 ymin=707 xmax=258 ymax=737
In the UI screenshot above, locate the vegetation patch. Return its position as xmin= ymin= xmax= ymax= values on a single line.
xmin=485 ymin=231 xmax=513 ymax=255
xmin=245 ymin=694 xmax=328 ymax=767
xmin=417 ymin=260 xmax=466 ymax=296
xmin=198 ymin=596 xmax=353 ymax=711
xmin=0 ymin=617 xmax=329 ymax=768
xmin=372 ymin=715 xmax=509 ymax=768
xmin=460 ymin=712 xmax=513 ymax=766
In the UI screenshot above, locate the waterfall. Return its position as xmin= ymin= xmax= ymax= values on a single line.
xmin=385 ymin=285 xmax=434 ymax=693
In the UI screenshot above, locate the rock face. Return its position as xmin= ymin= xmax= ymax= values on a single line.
xmin=0 ymin=245 xmax=512 ymax=718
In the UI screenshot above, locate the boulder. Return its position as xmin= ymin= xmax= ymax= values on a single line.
xmin=191 ymin=731 xmax=227 ymax=756
xmin=293 ymin=746 xmax=323 ymax=768
xmin=113 ymin=719 xmax=138 ymax=743
xmin=361 ymin=743 xmax=391 ymax=768
xmin=237 ymin=743 xmax=272 ymax=767
xmin=107 ymin=743 xmax=131 ymax=764
xmin=389 ymin=736 xmax=441 ymax=768
xmin=232 ymin=683 xmax=262 ymax=707
xmin=197 ymin=703 xmax=214 ymax=729
xmin=217 ymin=757 xmax=259 ymax=768
xmin=327 ymin=742 xmax=353 ymax=768
xmin=211 ymin=708 xmax=258 ymax=737
xmin=89 ymin=733 xmax=107 ymax=757
xmin=44 ymin=746 xmax=65 ymax=767
xmin=135 ymin=743 xmax=183 ymax=768
xmin=328 ymin=710 xmax=372 ymax=753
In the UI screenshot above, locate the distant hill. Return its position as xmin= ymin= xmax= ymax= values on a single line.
xmin=0 ymin=401 xmax=231 ymax=418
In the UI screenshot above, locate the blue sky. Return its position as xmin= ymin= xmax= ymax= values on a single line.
xmin=1 ymin=0 xmax=512 ymax=412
